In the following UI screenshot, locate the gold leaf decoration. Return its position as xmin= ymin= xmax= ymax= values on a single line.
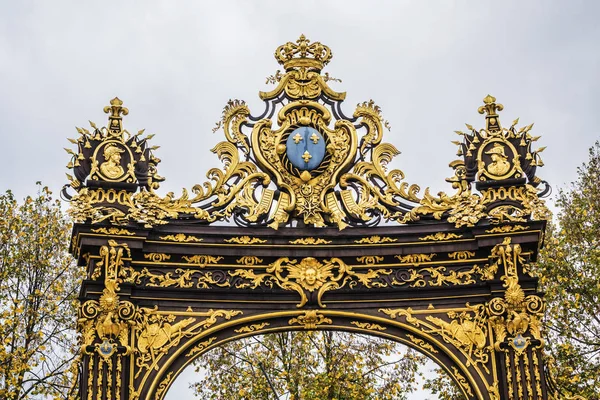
xmin=289 ymin=310 xmax=332 ymax=330
xmin=224 ymin=236 xmax=267 ymax=244
xmin=186 ymin=337 xmax=217 ymax=357
xmin=356 ymin=255 xmax=384 ymax=265
xmin=159 ymin=234 xmax=203 ymax=243
xmin=451 ymin=366 xmax=474 ymax=397
xmin=419 ymin=232 xmax=463 ymax=241
xmin=406 ymin=334 xmax=438 ymax=354
xmin=134 ymin=309 xmax=243 ymax=381
xmin=448 ymin=251 xmax=476 ymax=261
xmin=155 ymin=371 xmax=173 ymax=400
xmin=234 ymin=322 xmax=270 ymax=333
xmin=485 ymin=225 xmax=530 ymax=233
xmin=143 ymin=253 xmax=171 ymax=263
xmin=181 ymin=255 xmax=223 ymax=266
xmin=380 ymin=305 xmax=491 ymax=374
xmin=395 ymin=253 xmax=436 ymax=264
xmin=91 ymin=227 xmax=135 ymax=236
xmin=236 ymin=256 xmax=263 ymax=266
xmin=350 ymin=321 xmax=386 ymax=331
xmin=289 ymin=237 xmax=332 ymax=245
xmin=133 ymin=268 xmax=230 ymax=289
xmin=230 ymin=257 xmax=391 ymax=308
xmin=354 ymin=236 xmax=397 ymax=244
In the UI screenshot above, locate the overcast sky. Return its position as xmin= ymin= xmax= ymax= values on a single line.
xmin=1 ymin=1 xmax=598 ymax=398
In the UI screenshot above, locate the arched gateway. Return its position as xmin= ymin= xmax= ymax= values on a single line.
xmin=64 ymin=35 xmax=579 ymax=400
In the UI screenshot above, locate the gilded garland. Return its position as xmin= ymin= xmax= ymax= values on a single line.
xmin=64 ymin=35 xmax=550 ymax=230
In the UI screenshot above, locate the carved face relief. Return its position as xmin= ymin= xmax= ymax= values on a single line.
xmin=288 ymin=257 xmax=334 ymax=292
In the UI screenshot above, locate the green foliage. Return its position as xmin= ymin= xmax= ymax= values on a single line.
xmin=0 ymin=184 xmax=82 ymax=400
xmin=535 ymin=141 xmax=600 ymax=398
xmin=421 ymin=143 xmax=600 ymax=399
xmin=422 ymin=367 xmax=465 ymax=400
xmin=192 ymin=331 xmax=427 ymax=400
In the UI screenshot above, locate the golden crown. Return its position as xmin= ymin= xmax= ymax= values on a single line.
xmin=275 ymin=34 xmax=333 ymax=71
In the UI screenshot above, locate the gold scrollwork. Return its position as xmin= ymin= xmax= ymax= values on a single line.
xmin=451 ymin=366 xmax=474 ymax=397
xmin=448 ymin=251 xmax=476 ymax=260
xmin=289 ymin=237 xmax=332 ymax=245
xmin=91 ymin=227 xmax=135 ymax=236
xmin=395 ymin=253 xmax=436 ymax=264
xmin=406 ymin=334 xmax=438 ymax=354
xmin=379 ymin=305 xmax=490 ymax=374
xmin=419 ymin=232 xmax=463 ymax=241
xmin=132 ymin=268 xmax=230 ymax=289
xmin=236 ymin=256 xmax=263 ymax=266
xmin=289 ymin=310 xmax=332 ymax=330
xmin=234 ymin=322 xmax=271 ymax=333
xmin=426 ymin=307 xmax=488 ymax=370
xmin=485 ymin=225 xmax=530 ymax=233
xmin=135 ymin=309 xmax=242 ymax=379
xmin=159 ymin=234 xmax=203 ymax=243
xmin=230 ymin=257 xmax=391 ymax=308
xmin=143 ymin=253 xmax=171 ymax=263
xmin=154 ymin=371 xmax=173 ymax=400
xmin=486 ymin=237 xmax=544 ymax=352
xmin=354 ymin=236 xmax=397 ymax=244
xmin=350 ymin=321 xmax=386 ymax=331
xmin=224 ymin=236 xmax=267 ymax=244
xmin=356 ymin=255 xmax=384 ymax=265
xmin=181 ymin=255 xmax=223 ymax=266
xmin=76 ymin=241 xmax=153 ymax=400
xmin=186 ymin=337 xmax=217 ymax=358
xmin=67 ymin=43 xmax=550 ymax=232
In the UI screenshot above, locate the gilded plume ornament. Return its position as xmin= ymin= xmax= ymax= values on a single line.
xmin=65 ymin=37 xmax=550 ymax=230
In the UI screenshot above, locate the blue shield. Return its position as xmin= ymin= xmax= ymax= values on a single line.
xmin=286 ymin=127 xmax=326 ymax=171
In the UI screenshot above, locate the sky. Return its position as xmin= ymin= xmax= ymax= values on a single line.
xmin=1 ymin=0 xmax=598 ymax=398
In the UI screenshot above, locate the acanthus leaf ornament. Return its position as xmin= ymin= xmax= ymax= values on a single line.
xmin=230 ymin=256 xmax=391 ymax=308
xmin=65 ymin=38 xmax=550 ymax=230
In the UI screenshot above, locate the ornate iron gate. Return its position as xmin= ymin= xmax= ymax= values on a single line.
xmin=64 ymin=35 xmax=578 ymax=400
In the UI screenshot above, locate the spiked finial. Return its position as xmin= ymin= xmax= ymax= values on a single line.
xmin=103 ymin=97 xmax=129 ymax=135
xmin=477 ymin=95 xmax=504 ymax=133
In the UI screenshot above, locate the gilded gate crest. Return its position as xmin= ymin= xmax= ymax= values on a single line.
xmin=64 ymin=35 xmax=549 ymax=231
xmin=63 ymin=35 xmax=582 ymax=400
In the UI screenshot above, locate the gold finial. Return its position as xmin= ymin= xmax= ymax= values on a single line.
xmin=274 ymin=34 xmax=332 ymax=71
xmin=477 ymin=94 xmax=504 ymax=133
xmin=103 ymin=97 xmax=129 ymax=135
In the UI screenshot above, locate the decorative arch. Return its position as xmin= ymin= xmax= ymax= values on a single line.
xmin=64 ymin=35 xmax=582 ymax=400
xmin=151 ymin=310 xmax=486 ymax=400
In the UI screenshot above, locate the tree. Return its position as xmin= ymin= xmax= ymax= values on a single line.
xmin=422 ymin=367 xmax=465 ymax=400
xmin=0 ymin=184 xmax=82 ymax=400
xmin=535 ymin=141 xmax=600 ymax=398
xmin=192 ymin=331 xmax=427 ymax=399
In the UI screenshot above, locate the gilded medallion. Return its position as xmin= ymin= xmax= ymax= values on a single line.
xmin=478 ymin=139 xmax=518 ymax=181
xmin=91 ymin=140 xmax=134 ymax=182
xmin=99 ymin=143 xmax=126 ymax=179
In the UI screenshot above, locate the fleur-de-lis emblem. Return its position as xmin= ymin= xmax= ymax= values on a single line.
xmin=302 ymin=150 xmax=312 ymax=163
xmin=286 ymin=126 xmax=325 ymax=171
